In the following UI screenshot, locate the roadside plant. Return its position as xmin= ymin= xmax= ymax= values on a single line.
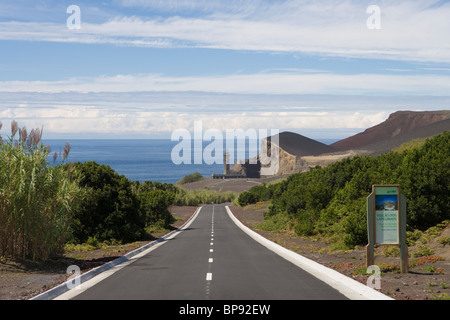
xmin=0 ymin=120 xmax=83 ymax=261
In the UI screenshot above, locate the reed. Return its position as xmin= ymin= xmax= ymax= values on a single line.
xmin=0 ymin=121 xmax=83 ymax=261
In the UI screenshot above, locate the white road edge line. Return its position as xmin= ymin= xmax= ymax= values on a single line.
xmin=225 ymin=205 xmax=393 ymax=301
xmin=31 ymin=206 xmax=204 ymax=300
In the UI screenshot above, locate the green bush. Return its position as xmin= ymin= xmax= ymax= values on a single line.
xmin=177 ymin=172 xmax=204 ymax=185
xmin=398 ymin=132 xmax=450 ymax=229
xmin=295 ymin=210 xmax=315 ymax=236
xmin=254 ymin=131 xmax=449 ymax=249
xmin=138 ymin=189 xmax=175 ymax=228
xmin=236 ymin=183 xmax=276 ymax=207
xmin=71 ymin=161 xmax=145 ymax=243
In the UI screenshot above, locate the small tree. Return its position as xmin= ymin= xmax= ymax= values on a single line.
xmin=70 ymin=161 xmax=145 ymax=243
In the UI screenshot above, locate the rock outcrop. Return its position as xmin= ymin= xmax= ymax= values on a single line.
xmin=231 ymin=110 xmax=450 ymax=177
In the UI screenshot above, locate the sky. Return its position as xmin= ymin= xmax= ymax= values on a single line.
xmin=0 ymin=0 xmax=450 ymax=139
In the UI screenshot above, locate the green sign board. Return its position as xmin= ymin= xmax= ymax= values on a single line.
xmin=367 ymin=185 xmax=408 ymax=273
xmin=374 ymin=186 xmax=399 ymax=245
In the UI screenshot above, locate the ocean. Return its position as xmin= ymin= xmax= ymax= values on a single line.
xmin=43 ymin=139 xmax=337 ymax=184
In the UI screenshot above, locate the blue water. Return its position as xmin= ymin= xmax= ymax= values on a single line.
xmin=44 ymin=139 xmax=239 ymax=184
xmin=43 ymin=138 xmax=338 ymax=184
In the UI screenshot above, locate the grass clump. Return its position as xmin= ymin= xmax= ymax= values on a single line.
xmin=177 ymin=172 xmax=204 ymax=185
xmin=0 ymin=120 xmax=83 ymax=261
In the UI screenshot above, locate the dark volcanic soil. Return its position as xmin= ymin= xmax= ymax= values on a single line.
xmin=1 ymin=203 xmax=449 ymax=300
xmin=331 ymin=110 xmax=450 ymax=152
xmin=230 ymin=203 xmax=450 ymax=300
xmin=0 ymin=206 xmax=198 ymax=300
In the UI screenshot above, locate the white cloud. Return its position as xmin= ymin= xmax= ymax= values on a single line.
xmin=0 ymin=105 xmax=388 ymax=138
xmin=1 ymin=0 xmax=450 ymax=63
xmin=1 ymin=72 xmax=450 ymax=96
xmin=1 ymin=91 xmax=448 ymax=138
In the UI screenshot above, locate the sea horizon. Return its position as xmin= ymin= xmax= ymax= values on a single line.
xmin=42 ymin=138 xmax=339 ymax=184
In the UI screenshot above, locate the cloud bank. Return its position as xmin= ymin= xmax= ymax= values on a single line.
xmin=1 ymin=0 xmax=450 ymax=63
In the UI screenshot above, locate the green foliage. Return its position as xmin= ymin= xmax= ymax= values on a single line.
xmin=397 ymin=132 xmax=450 ymax=229
xmin=342 ymin=198 xmax=368 ymax=248
xmin=257 ymin=212 xmax=294 ymax=232
xmin=392 ymin=137 xmax=427 ymax=153
xmin=250 ymin=132 xmax=450 ymax=249
xmin=237 ymin=182 xmax=280 ymax=207
xmin=174 ymin=187 xmax=236 ymax=206
xmin=0 ymin=120 xmax=240 ymax=261
xmin=0 ymin=121 xmax=83 ymax=261
xmin=177 ymin=172 xmax=204 ymax=185
xmin=138 ymin=189 xmax=175 ymax=227
xmin=412 ymin=245 xmax=435 ymax=257
xmin=437 ymin=236 xmax=450 ymax=246
xmin=71 ymin=161 xmax=145 ymax=243
xmin=431 ymin=293 xmax=450 ymax=300
xmin=294 ymin=210 xmax=315 ymax=236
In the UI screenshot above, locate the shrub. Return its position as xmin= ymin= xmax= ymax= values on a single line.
xmin=258 ymin=132 xmax=449 ymax=249
xmin=177 ymin=172 xmax=204 ymax=185
xmin=295 ymin=211 xmax=315 ymax=236
xmin=237 ymin=183 xmax=276 ymax=207
xmin=70 ymin=161 xmax=145 ymax=243
xmin=138 ymin=189 xmax=175 ymax=227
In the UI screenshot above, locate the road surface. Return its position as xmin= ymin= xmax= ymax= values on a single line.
xmin=65 ymin=204 xmax=347 ymax=300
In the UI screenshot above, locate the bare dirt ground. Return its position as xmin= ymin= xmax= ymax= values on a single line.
xmin=229 ymin=202 xmax=450 ymax=300
xmin=0 ymin=206 xmax=198 ymax=300
xmin=1 ymin=201 xmax=449 ymax=300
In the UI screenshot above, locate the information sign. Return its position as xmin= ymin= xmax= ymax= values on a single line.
xmin=367 ymin=185 xmax=408 ymax=273
xmin=374 ymin=186 xmax=400 ymax=245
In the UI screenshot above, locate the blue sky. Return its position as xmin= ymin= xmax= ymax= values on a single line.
xmin=0 ymin=0 xmax=450 ymax=139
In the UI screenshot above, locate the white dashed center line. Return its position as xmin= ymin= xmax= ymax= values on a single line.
xmin=206 ymin=205 xmax=215 ymax=299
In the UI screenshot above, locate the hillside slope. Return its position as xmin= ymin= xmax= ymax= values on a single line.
xmin=269 ymin=131 xmax=336 ymax=157
xmin=331 ymin=110 xmax=450 ymax=152
xmin=231 ymin=110 xmax=450 ymax=177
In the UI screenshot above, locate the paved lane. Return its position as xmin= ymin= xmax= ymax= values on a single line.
xmin=68 ymin=204 xmax=347 ymax=300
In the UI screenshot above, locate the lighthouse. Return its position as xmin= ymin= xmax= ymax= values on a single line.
xmin=224 ymin=151 xmax=230 ymax=175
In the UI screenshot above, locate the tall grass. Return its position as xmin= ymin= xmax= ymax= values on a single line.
xmin=174 ymin=187 xmax=236 ymax=206
xmin=0 ymin=121 xmax=83 ymax=261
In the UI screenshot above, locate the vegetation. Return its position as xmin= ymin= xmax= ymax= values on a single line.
xmin=0 ymin=121 xmax=83 ymax=261
xmin=135 ymin=181 xmax=176 ymax=228
xmin=69 ymin=161 xmax=146 ymax=244
xmin=175 ymin=188 xmax=236 ymax=206
xmin=2 ymin=117 xmax=447 ymax=263
xmin=0 ymin=121 xmax=237 ymax=261
xmin=69 ymin=164 xmax=235 ymax=244
xmin=237 ymin=132 xmax=450 ymax=249
xmin=236 ymin=183 xmax=276 ymax=207
xmin=176 ymin=172 xmax=204 ymax=185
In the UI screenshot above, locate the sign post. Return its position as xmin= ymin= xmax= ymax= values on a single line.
xmin=367 ymin=185 xmax=408 ymax=273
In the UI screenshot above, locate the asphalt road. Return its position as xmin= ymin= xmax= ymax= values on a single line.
xmin=67 ymin=204 xmax=347 ymax=300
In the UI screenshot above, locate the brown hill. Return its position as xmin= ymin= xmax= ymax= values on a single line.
xmin=230 ymin=131 xmax=336 ymax=177
xmin=331 ymin=110 xmax=450 ymax=151
xmin=269 ymin=131 xmax=337 ymax=157
xmin=230 ymin=110 xmax=450 ymax=177
xmin=353 ymin=117 xmax=450 ymax=155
